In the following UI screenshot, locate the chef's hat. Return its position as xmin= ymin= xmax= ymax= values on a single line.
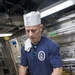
xmin=23 ymin=11 xmax=41 ymax=26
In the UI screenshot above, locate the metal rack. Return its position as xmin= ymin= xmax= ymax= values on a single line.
xmin=0 ymin=43 xmax=17 ymax=75
xmin=62 ymin=58 xmax=75 ymax=75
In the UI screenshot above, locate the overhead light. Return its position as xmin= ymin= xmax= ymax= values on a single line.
xmin=0 ymin=33 xmax=13 ymax=37
xmin=40 ymin=0 xmax=75 ymax=18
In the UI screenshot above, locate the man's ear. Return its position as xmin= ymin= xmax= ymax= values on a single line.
xmin=40 ymin=24 xmax=43 ymax=32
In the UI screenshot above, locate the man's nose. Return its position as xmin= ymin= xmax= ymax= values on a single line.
xmin=29 ymin=31 xmax=33 ymax=36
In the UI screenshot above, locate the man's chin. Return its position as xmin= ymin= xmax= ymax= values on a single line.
xmin=31 ymin=40 xmax=37 ymax=44
xmin=30 ymin=38 xmax=34 ymax=41
xmin=30 ymin=39 xmax=34 ymax=42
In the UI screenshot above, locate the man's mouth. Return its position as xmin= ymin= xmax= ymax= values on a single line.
xmin=30 ymin=37 xmax=34 ymax=40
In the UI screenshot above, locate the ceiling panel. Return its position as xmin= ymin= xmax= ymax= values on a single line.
xmin=0 ymin=0 xmax=75 ymax=36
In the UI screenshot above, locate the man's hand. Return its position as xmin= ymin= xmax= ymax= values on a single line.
xmin=51 ymin=67 xmax=62 ymax=75
xmin=19 ymin=65 xmax=27 ymax=75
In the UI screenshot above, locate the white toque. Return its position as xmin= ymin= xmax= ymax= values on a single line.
xmin=23 ymin=11 xmax=41 ymax=26
xmin=24 ymin=38 xmax=32 ymax=52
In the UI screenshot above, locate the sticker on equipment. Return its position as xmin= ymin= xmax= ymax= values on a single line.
xmin=38 ymin=51 xmax=45 ymax=61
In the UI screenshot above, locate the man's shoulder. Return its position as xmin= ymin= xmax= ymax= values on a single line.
xmin=21 ymin=45 xmax=25 ymax=49
xmin=42 ymin=36 xmax=55 ymax=43
xmin=21 ymin=46 xmax=25 ymax=51
xmin=42 ymin=36 xmax=51 ymax=41
xmin=42 ymin=36 xmax=59 ymax=47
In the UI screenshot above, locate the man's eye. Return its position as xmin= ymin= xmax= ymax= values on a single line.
xmin=26 ymin=29 xmax=36 ymax=33
xmin=26 ymin=30 xmax=29 ymax=33
xmin=31 ymin=30 xmax=36 ymax=32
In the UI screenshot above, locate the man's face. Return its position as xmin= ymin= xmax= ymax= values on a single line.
xmin=25 ymin=24 xmax=43 ymax=44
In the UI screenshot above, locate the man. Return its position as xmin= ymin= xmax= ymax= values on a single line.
xmin=19 ymin=11 xmax=62 ymax=75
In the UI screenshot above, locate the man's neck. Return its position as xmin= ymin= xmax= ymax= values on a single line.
xmin=32 ymin=35 xmax=42 ymax=45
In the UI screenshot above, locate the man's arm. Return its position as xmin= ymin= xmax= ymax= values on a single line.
xmin=19 ymin=65 xmax=27 ymax=75
xmin=51 ymin=67 xmax=62 ymax=75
